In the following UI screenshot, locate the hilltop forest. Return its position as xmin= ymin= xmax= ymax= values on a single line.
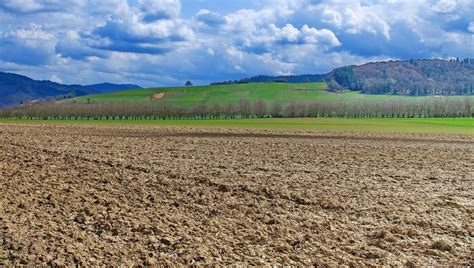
xmin=327 ymin=58 xmax=474 ymax=95
xmin=230 ymin=59 xmax=474 ymax=96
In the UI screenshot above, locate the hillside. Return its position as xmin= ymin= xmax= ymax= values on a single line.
xmin=72 ymin=83 xmax=329 ymax=106
xmin=70 ymin=82 xmax=474 ymax=108
xmin=327 ymin=59 xmax=474 ymax=95
xmin=0 ymin=72 xmax=142 ymax=108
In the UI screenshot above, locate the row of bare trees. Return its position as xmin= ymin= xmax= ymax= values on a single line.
xmin=1 ymin=98 xmax=472 ymax=120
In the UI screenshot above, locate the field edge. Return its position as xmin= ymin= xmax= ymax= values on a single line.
xmin=1 ymin=118 xmax=473 ymax=135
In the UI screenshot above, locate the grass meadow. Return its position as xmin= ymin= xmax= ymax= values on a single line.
xmin=69 ymin=82 xmax=474 ymax=107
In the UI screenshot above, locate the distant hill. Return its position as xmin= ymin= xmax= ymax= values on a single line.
xmin=0 ymin=72 xmax=95 ymax=108
xmin=326 ymin=58 xmax=474 ymax=96
xmin=85 ymin=83 xmax=142 ymax=93
xmin=0 ymin=72 xmax=142 ymax=108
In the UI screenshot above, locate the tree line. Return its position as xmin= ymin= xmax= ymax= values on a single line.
xmin=211 ymin=74 xmax=325 ymax=85
xmin=1 ymin=98 xmax=472 ymax=120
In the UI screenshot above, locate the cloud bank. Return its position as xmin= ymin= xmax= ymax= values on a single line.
xmin=0 ymin=0 xmax=472 ymax=87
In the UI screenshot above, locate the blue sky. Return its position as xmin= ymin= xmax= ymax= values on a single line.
xmin=0 ymin=0 xmax=473 ymax=87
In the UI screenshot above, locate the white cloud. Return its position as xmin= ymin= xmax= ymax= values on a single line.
xmin=432 ymin=0 xmax=457 ymax=13
xmin=0 ymin=24 xmax=56 ymax=65
xmin=273 ymin=24 xmax=300 ymax=43
xmin=223 ymin=9 xmax=272 ymax=34
xmin=469 ymin=22 xmax=474 ymax=33
xmin=343 ymin=5 xmax=391 ymax=40
xmin=9 ymin=23 xmax=54 ymax=40
xmin=0 ymin=0 xmax=43 ymax=13
xmin=195 ymin=9 xmax=226 ymax=27
xmin=0 ymin=0 xmax=85 ymax=13
xmin=321 ymin=9 xmax=343 ymax=27
xmin=263 ymin=24 xmax=341 ymax=48
xmin=301 ymin=25 xmax=341 ymax=47
xmin=138 ymin=0 xmax=181 ymax=21
xmin=89 ymin=2 xmax=194 ymax=55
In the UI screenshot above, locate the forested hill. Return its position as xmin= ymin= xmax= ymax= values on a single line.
xmin=326 ymin=58 xmax=474 ymax=96
xmin=0 ymin=72 xmax=94 ymax=108
xmin=214 ymin=58 xmax=474 ymax=96
xmin=0 ymin=72 xmax=142 ymax=108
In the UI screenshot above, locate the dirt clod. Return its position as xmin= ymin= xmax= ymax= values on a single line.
xmin=431 ymin=240 xmax=453 ymax=252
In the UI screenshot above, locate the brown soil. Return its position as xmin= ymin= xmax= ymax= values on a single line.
xmin=0 ymin=124 xmax=473 ymax=266
xmin=150 ymin=92 xmax=165 ymax=100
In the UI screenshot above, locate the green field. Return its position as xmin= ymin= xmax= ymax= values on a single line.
xmin=1 ymin=118 xmax=473 ymax=135
xmin=70 ymin=82 xmax=474 ymax=107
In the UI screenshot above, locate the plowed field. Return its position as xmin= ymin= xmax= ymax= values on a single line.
xmin=1 ymin=124 xmax=473 ymax=266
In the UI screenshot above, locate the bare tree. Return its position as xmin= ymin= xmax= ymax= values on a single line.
xmin=254 ymin=100 xmax=268 ymax=118
xmin=3 ymin=97 xmax=473 ymax=120
xmin=238 ymin=99 xmax=252 ymax=118
xmin=270 ymin=102 xmax=283 ymax=118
